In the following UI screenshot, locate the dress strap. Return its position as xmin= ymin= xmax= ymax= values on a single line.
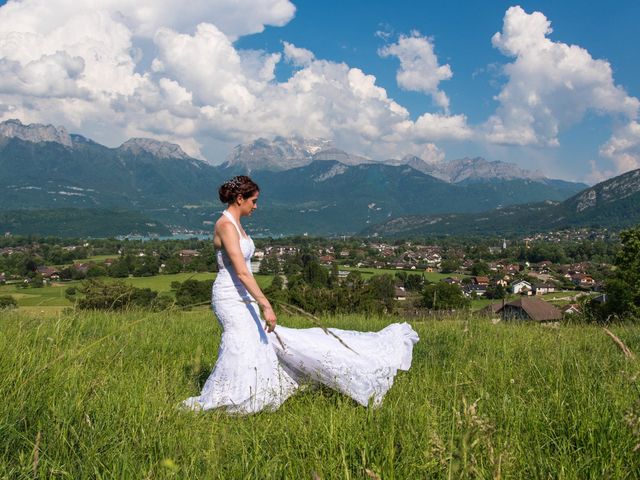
xmin=222 ymin=210 xmax=246 ymax=239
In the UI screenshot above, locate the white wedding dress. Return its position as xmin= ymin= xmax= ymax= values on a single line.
xmin=183 ymin=211 xmax=419 ymax=414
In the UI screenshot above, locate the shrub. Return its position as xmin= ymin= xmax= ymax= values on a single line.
xmin=151 ymin=295 xmax=174 ymax=311
xmin=422 ymin=282 xmax=470 ymax=310
xmin=174 ymin=279 xmax=214 ymax=308
xmin=0 ymin=295 xmax=17 ymax=309
xmin=76 ymin=279 xmax=160 ymax=311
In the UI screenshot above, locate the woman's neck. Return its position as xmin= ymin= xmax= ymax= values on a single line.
xmin=225 ymin=206 xmax=242 ymax=224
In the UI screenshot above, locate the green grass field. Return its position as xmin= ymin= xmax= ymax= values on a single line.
xmin=1 ymin=310 xmax=639 ymax=478
xmin=341 ymin=265 xmax=452 ymax=283
xmin=0 ymin=273 xmax=274 ymax=315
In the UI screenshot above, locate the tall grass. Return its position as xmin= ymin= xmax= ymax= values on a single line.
xmin=1 ymin=309 xmax=639 ymax=478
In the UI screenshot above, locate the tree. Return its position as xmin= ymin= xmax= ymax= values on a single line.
xmin=301 ymin=258 xmax=329 ymax=288
xmin=345 ymin=271 xmax=364 ymax=288
xmin=440 ymin=259 xmax=460 ymax=274
xmin=367 ymin=274 xmax=396 ymax=312
xmin=404 ymin=273 xmax=424 ymax=291
xmin=77 ymin=280 xmax=139 ymax=310
xmin=86 ymin=264 xmax=106 ymax=278
xmin=258 ymin=255 xmax=280 ymax=275
xmin=30 ymin=274 xmax=44 ymax=288
xmin=163 ymin=256 xmax=183 ymax=275
xmin=599 ymin=227 xmax=640 ymax=320
xmin=109 ymin=259 xmax=130 ymax=278
xmin=0 ymin=295 xmax=17 ymax=309
xmin=282 ymin=254 xmax=302 ymax=276
xmin=328 ymin=263 xmax=339 ymax=288
xmin=422 ymin=282 xmax=470 ymax=310
xmin=175 ymin=279 xmax=214 ymax=307
xmin=264 ymin=275 xmax=285 ymax=304
xmin=485 ymin=284 xmax=506 ymax=300
xmin=471 ymin=261 xmax=490 ymax=276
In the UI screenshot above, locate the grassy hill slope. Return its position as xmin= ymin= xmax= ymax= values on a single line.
xmin=1 ymin=310 xmax=638 ymax=478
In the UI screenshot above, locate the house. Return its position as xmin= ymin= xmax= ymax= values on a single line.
xmin=36 ymin=266 xmax=60 ymax=280
xmin=533 ymin=283 xmax=556 ymax=295
xmin=442 ymin=277 xmax=461 ymax=285
xmin=319 ymin=254 xmax=335 ymax=265
xmin=532 ymin=261 xmax=553 ymax=273
xmin=103 ymin=258 xmax=117 ymax=267
xmin=464 ymin=284 xmax=487 ymax=297
xmin=494 ymin=278 xmax=508 ymax=287
xmin=494 ymin=297 xmax=562 ymax=322
xmin=425 ymin=253 xmax=442 ymax=267
xmin=73 ymin=263 xmax=90 ymax=274
xmin=394 ymin=287 xmax=407 ymax=301
xmin=178 ymin=249 xmax=200 ymax=265
xmin=179 ymin=249 xmax=200 ymax=258
xmin=504 ymin=264 xmax=520 ymax=274
xmin=479 ymin=301 xmax=504 ymax=317
xmin=461 ymin=259 xmax=474 ymax=270
xmin=489 ymin=261 xmax=504 ymax=271
xmin=472 ymin=276 xmax=490 ymax=286
xmin=511 ymin=280 xmax=532 ymax=295
xmin=571 ymin=274 xmax=596 ymax=288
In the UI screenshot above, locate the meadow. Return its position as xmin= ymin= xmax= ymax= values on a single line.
xmin=2 ymin=309 xmax=640 ymax=478
xmin=0 ymin=273 xmax=273 ymax=316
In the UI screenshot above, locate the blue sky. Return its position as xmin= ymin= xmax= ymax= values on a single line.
xmin=0 ymin=0 xmax=638 ymax=183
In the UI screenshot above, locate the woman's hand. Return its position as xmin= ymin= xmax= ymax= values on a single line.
xmin=262 ymin=304 xmax=277 ymax=332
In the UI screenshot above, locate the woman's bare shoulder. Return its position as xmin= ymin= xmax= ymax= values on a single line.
xmin=215 ymin=217 xmax=237 ymax=235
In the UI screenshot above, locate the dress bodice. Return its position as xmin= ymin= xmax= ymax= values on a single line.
xmin=215 ymin=210 xmax=256 ymax=301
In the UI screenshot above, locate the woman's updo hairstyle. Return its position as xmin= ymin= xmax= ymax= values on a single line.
xmin=218 ymin=175 xmax=260 ymax=204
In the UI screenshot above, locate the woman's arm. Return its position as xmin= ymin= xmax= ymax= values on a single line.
xmin=217 ymin=221 xmax=277 ymax=332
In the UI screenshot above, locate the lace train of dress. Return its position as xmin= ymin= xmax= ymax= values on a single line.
xmin=182 ymin=211 xmax=419 ymax=414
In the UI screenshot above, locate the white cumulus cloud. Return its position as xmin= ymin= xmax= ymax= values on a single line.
xmin=486 ymin=5 xmax=639 ymax=157
xmin=379 ymin=31 xmax=453 ymax=111
xmin=0 ymin=0 xmax=473 ymax=164
xmin=599 ymin=121 xmax=640 ymax=173
xmin=283 ymin=41 xmax=315 ymax=67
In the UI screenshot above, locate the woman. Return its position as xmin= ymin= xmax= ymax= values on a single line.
xmin=183 ymin=176 xmax=419 ymax=414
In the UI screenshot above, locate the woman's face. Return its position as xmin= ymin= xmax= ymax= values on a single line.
xmin=238 ymin=191 xmax=259 ymax=216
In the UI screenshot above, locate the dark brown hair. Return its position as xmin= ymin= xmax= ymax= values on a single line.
xmin=218 ymin=175 xmax=260 ymax=203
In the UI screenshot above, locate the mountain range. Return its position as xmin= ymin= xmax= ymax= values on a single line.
xmin=361 ymin=168 xmax=640 ymax=237
xmin=224 ymin=135 xmax=550 ymax=184
xmin=1 ymin=118 xmax=635 ymax=237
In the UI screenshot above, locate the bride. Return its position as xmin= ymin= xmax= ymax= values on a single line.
xmin=183 ymin=175 xmax=419 ymax=414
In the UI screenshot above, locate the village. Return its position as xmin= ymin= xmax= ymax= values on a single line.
xmin=0 ymin=228 xmax=616 ymax=322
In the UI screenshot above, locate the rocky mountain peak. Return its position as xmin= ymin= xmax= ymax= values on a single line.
xmin=224 ymin=136 xmax=335 ymax=172
xmin=440 ymin=157 xmax=546 ymax=183
xmin=118 ymin=138 xmax=191 ymax=160
xmin=0 ymin=118 xmax=72 ymax=147
xmin=573 ymin=168 xmax=640 ymax=212
xmin=384 ymin=154 xmax=547 ymax=183
xmin=312 ymin=147 xmax=372 ymax=166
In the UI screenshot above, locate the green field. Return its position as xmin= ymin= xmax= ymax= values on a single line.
xmin=1 ymin=310 xmax=639 ymax=478
xmin=0 ymin=273 xmax=274 ymax=314
xmin=341 ymin=265 xmax=452 ymax=283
